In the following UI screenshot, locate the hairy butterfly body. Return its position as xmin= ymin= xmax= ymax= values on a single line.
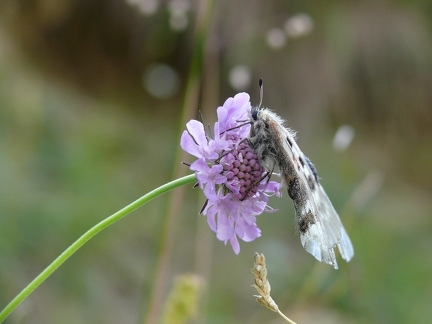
xmin=249 ymin=84 xmax=354 ymax=269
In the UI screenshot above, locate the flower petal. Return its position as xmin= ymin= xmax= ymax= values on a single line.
xmin=180 ymin=130 xmax=203 ymax=158
xmin=242 ymin=223 xmax=261 ymax=242
xmin=186 ymin=120 xmax=208 ymax=147
xmin=229 ymin=235 xmax=241 ymax=254
xmin=204 ymin=203 xmax=217 ymax=232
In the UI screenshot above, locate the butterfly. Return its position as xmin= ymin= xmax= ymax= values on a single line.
xmin=248 ymin=80 xmax=354 ymax=269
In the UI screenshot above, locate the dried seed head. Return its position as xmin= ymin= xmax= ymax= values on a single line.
xmin=251 ymin=252 xmax=297 ymax=324
xmin=251 ymin=252 xmax=278 ymax=312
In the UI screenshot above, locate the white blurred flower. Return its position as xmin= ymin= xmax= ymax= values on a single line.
xmin=168 ymin=0 xmax=190 ymax=31
xmin=170 ymin=13 xmax=189 ymax=31
xmin=332 ymin=125 xmax=355 ymax=152
xmin=228 ymin=65 xmax=252 ymax=91
xmin=126 ymin=0 xmax=159 ymax=16
xmin=284 ymin=13 xmax=314 ymax=38
xmin=266 ymin=28 xmax=287 ymax=49
xmin=143 ymin=63 xmax=180 ymax=99
xmin=168 ymin=0 xmax=190 ymax=14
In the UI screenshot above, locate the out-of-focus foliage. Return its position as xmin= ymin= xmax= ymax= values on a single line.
xmin=1 ymin=0 xmax=432 ymax=323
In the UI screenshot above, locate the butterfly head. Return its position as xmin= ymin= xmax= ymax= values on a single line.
xmin=251 ymin=107 xmax=260 ymax=121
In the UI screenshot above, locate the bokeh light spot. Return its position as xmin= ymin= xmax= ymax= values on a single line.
xmin=143 ymin=63 xmax=180 ymax=99
xmin=284 ymin=13 xmax=314 ymax=38
xmin=266 ymin=28 xmax=287 ymax=49
xmin=333 ymin=125 xmax=355 ymax=152
xmin=228 ymin=65 xmax=252 ymax=90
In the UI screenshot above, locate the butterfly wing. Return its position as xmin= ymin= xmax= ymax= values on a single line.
xmin=250 ymin=108 xmax=354 ymax=269
xmin=303 ymin=182 xmax=354 ymax=268
xmin=281 ymin=129 xmax=354 ymax=269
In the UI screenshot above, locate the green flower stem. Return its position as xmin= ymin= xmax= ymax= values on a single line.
xmin=0 ymin=174 xmax=197 ymax=323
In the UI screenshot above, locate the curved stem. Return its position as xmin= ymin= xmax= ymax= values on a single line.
xmin=277 ymin=309 xmax=297 ymax=324
xmin=0 ymin=174 xmax=197 ymax=323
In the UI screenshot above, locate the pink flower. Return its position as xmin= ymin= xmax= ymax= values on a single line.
xmin=181 ymin=93 xmax=281 ymax=254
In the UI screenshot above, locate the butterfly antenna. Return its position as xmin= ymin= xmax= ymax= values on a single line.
xmin=258 ymin=78 xmax=264 ymax=109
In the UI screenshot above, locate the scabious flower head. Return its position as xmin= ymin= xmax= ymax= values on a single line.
xmin=181 ymin=93 xmax=281 ymax=254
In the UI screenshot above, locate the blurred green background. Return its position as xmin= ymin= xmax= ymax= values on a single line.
xmin=1 ymin=0 xmax=432 ymax=323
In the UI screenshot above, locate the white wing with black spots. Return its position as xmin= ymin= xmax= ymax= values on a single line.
xmin=249 ymin=107 xmax=354 ymax=269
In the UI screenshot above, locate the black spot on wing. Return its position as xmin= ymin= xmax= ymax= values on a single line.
xmin=299 ymin=156 xmax=305 ymax=167
xmin=298 ymin=211 xmax=316 ymax=234
xmin=307 ymin=175 xmax=315 ymax=191
xmin=298 ymin=218 xmax=309 ymax=234
xmin=304 ymin=156 xmax=319 ymax=183
xmin=286 ymin=136 xmax=293 ymax=147
xmin=287 ymin=178 xmax=300 ymax=200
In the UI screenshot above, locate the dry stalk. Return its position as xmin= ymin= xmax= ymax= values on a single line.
xmin=251 ymin=252 xmax=297 ymax=324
